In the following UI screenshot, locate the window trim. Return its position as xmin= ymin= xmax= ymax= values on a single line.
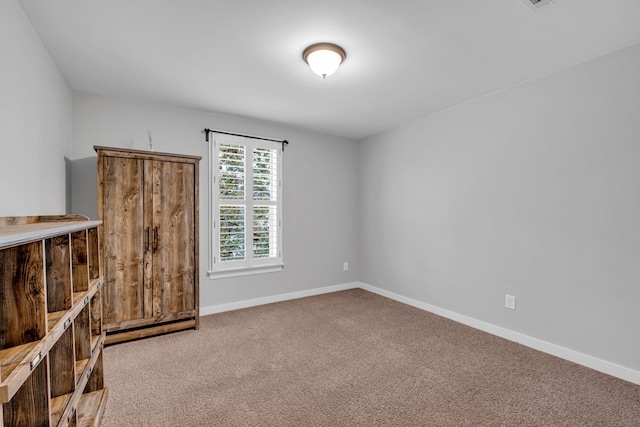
xmin=208 ymin=133 xmax=283 ymax=279
xmin=207 ymin=264 xmax=283 ymax=279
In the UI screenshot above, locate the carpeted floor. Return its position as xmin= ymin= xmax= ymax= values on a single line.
xmin=101 ymin=289 xmax=640 ymax=426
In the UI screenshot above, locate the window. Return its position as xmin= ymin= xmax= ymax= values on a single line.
xmin=209 ymin=134 xmax=283 ymax=278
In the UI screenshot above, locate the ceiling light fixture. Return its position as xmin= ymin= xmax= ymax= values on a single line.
xmin=302 ymin=43 xmax=346 ymax=79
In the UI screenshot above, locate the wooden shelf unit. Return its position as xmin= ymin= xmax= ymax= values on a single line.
xmin=0 ymin=216 xmax=108 ymax=427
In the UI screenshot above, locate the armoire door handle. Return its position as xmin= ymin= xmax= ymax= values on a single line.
xmin=144 ymin=227 xmax=150 ymax=253
xmin=153 ymin=227 xmax=159 ymax=252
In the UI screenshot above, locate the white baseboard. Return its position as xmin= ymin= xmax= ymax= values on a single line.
xmin=358 ymin=282 xmax=640 ymax=386
xmin=200 ymin=282 xmax=359 ymax=317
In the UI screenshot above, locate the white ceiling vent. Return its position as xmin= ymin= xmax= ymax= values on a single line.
xmin=519 ymin=0 xmax=557 ymax=12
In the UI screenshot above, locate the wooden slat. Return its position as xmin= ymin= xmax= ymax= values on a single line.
xmin=90 ymin=291 xmax=102 ymax=337
xmin=77 ymin=388 xmax=108 ymax=427
xmin=84 ymin=352 xmax=103 ymax=393
xmin=87 ymin=227 xmax=100 ymax=280
xmin=72 ymin=292 xmax=86 ymax=307
xmin=1 ymin=358 xmax=49 ymax=426
xmin=49 ymin=327 xmax=75 ymax=399
xmin=73 ymin=277 xmax=102 ymax=307
xmin=90 ymin=336 xmax=100 ymax=354
xmin=103 ymin=309 xmax=197 ymax=332
xmin=75 ymin=359 xmax=89 ymax=385
xmin=48 ymin=310 xmax=67 ymax=332
xmin=0 ymin=242 xmax=46 ymax=348
xmin=71 ymin=295 xmax=89 ymax=316
xmin=68 ymin=410 xmax=78 ymax=427
xmin=45 ymin=234 xmax=72 ymax=313
xmin=75 ymin=306 xmax=92 ymax=362
xmin=50 ymin=393 xmax=73 ymax=426
xmin=105 ymin=319 xmax=196 ymax=345
xmin=71 ymin=231 xmax=89 ymax=293
xmin=0 ymin=342 xmax=38 ymax=384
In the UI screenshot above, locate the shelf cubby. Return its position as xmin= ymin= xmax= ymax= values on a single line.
xmin=2 ymin=357 xmax=49 ymax=426
xmin=77 ymin=389 xmax=108 ymax=427
xmin=45 ymin=234 xmax=72 ymax=314
xmin=87 ymin=228 xmax=100 ymax=281
xmin=90 ymin=292 xmax=103 ymax=352
xmin=72 ymin=231 xmax=89 ymax=295
xmin=78 ymin=351 xmax=107 ymax=427
xmin=74 ymin=305 xmax=92 ymax=386
xmin=49 ymin=326 xmax=76 ymax=425
xmin=0 ymin=241 xmax=47 ymax=349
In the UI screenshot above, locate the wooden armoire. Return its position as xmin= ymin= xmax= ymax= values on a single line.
xmin=95 ymin=146 xmax=201 ymax=344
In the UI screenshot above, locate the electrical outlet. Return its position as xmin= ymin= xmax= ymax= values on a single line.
xmin=343 ymin=262 xmax=349 ymax=271
xmin=505 ymin=294 xmax=516 ymax=310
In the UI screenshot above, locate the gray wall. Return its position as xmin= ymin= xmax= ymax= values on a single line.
xmin=0 ymin=0 xmax=72 ymax=216
xmin=71 ymin=92 xmax=360 ymax=310
xmin=358 ymin=42 xmax=640 ymax=372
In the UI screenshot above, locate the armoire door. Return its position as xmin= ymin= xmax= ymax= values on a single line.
xmin=100 ymin=155 xmax=149 ymax=325
xmin=150 ymin=159 xmax=197 ymax=318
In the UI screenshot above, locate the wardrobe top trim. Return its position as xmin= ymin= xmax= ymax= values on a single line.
xmin=94 ymin=146 xmax=202 ymax=162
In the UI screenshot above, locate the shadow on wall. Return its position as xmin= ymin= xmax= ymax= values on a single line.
xmin=69 ymin=156 xmax=98 ymax=220
xmin=65 ymin=157 xmax=72 ymax=214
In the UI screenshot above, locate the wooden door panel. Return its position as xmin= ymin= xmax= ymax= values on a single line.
xmin=151 ymin=160 xmax=196 ymax=316
xmin=100 ymin=156 xmax=145 ymax=324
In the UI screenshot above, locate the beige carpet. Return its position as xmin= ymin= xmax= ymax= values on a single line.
xmin=101 ymin=289 xmax=640 ymax=426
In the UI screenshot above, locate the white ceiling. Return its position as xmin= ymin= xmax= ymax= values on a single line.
xmin=18 ymin=0 xmax=640 ymax=140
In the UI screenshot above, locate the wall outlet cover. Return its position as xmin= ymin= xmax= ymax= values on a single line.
xmin=505 ymin=294 xmax=516 ymax=310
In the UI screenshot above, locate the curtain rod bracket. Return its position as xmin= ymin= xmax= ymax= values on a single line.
xmin=203 ymin=128 xmax=212 ymax=143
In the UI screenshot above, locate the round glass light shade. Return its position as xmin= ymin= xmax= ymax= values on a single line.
xmin=303 ymin=43 xmax=346 ymax=79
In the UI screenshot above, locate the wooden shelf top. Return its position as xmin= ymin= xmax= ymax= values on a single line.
xmin=90 ymin=336 xmax=101 ymax=353
xmin=75 ymin=359 xmax=89 ymax=385
xmin=0 ymin=342 xmax=39 ymax=384
xmin=51 ymin=392 xmax=73 ymax=426
xmin=48 ymin=311 xmax=67 ymax=332
xmin=77 ymin=389 xmax=109 ymax=427
xmin=0 ymin=220 xmax=102 ymax=248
